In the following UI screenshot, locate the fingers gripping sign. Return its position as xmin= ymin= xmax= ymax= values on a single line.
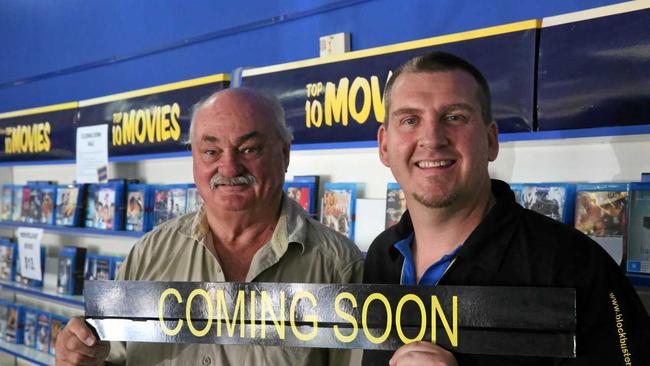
xmin=389 ymin=341 xmax=458 ymax=366
xmin=55 ymin=317 xmax=110 ymax=366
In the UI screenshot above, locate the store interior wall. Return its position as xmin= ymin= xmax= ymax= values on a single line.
xmin=1 ymin=0 xmax=649 ymax=287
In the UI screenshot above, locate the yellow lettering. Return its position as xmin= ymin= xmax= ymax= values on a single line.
xmin=161 ymin=104 xmax=172 ymax=141
xmin=370 ymin=76 xmax=385 ymax=123
xmin=310 ymin=101 xmax=323 ymax=128
xmin=290 ymin=291 xmax=318 ymax=341
xmin=186 ymin=289 xmax=213 ymax=337
xmin=124 ymin=111 xmax=136 ymax=145
xmin=250 ymin=290 xmax=256 ymax=338
xmin=325 ymin=78 xmax=349 ymax=126
xmin=396 ymin=294 xmax=426 ymax=344
xmin=261 ymin=291 xmax=285 ymax=339
xmin=432 ymin=295 xmax=458 ymax=347
xmin=215 ymin=290 xmax=245 ymax=338
xmin=159 ymin=288 xmax=184 ymax=336
xmin=134 ymin=109 xmax=146 ymax=144
xmin=42 ymin=122 xmax=51 ymax=152
xmin=334 ymin=292 xmax=358 ymax=343
xmin=170 ymin=103 xmax=181 ymax=140
xmin=362 ymin=293 xmax=392 ymax=344
xmin=349 ymin=77 xmax=371 ymax=124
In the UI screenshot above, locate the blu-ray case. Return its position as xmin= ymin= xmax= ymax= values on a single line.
xmin=0 ymin=239 xmax=17 ymax=282
xmin=153 ymin=184 xmax=190 ymax=227
xmin=321 ymin=182 xmax=357 ymax=240
xmin=23 ymin=307 xmax=38 ymax=348
xmin=293 ymin=175 xmax=320 ymax=217
xmin=85 ymin=254 xmax=115 ymax=281
xmin=508 ymin=183 xmax=525 ymax=205
xmin=57 ymin=246 xmax=87 ymax=295
xmin=521 ymin=183 xmax=576 ymax=225
xmin=11 ymin=185 xmax=23 ymax=222
xmin=84 ymin=182 xmax=126 ymax=230
xmin=626 ymin=182 xmax=650 ymax=275
xmin=55 ymin=184 xmax=85 ymax=227
xmin=186 ymin=185 xmax=203 ymax=214
xmin=49 ymin=314 xmax=68 ymax=356
xmin=575 ymin=183 xmax=629 ymax=267
xmin=36 ymin=311 xmax=50 ymax=353
xmin=126 ymin=184 xmax=154 ymax=232
xmin=112 ymin=256 xmax=125 ymax=278
xmin=22 ymin=183 xmax=57 ymax=225
xmin=284 ymin=181 xmax=316 ymax=216
xmin=0 ymin=185 xmax=13 ymax=221
xmin=5 ymin=303 xmax=25 ymax=344
xmin=385 ymin=183 xmax=406 ymax=229
xmin=0 ymin=300 xmax=8 ymax=340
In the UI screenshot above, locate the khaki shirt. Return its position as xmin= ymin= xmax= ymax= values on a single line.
xmin=108 ymin=196 xmax=364 ymax=366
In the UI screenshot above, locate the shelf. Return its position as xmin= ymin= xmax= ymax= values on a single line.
xmin=0 ymin=221 xmax=144 ymax=238
xmin=0 ymin=340 xmax=53 ymax=366
xmin=0 ymin=280 xmax=84 ymax=308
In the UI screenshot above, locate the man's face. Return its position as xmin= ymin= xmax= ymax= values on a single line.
xmin=191 ymin=91 xmax=289 ymax=214
xmin=378 ymin=70 xmax=498 ymax=210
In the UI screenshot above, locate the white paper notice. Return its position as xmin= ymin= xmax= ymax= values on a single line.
xmin=16 ymin=227 xmax=44 ymax=281
xmin=76 ymin=124 xmax=109 ymax=183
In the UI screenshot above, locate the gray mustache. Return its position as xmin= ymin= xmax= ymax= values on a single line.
xmin=210 ymin=173 xmax=258 ymax=189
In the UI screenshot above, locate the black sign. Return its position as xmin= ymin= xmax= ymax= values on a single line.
xmin=242 ymin=21 xmax=538 ymax=148
xmin=85 ymin=281 xmax=575 ymax=357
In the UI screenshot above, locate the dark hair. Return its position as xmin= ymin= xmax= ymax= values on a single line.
xmin=383 ymin=51 xmax=492 ymax=125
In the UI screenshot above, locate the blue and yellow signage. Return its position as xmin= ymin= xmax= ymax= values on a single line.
xmin=242 ymin=20 xmax=540 ymax=147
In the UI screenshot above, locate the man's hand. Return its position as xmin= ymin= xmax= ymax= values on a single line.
xmin=389 ymin=341 xmax=458 ymax=366
xmin=55 ymin=317 xmax=110 ymax=366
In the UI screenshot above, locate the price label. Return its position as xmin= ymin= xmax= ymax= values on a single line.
xmin=16 ymin=227 xmax=44 ymax=281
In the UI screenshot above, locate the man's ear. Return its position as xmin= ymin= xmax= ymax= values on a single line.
xmin=283 ymin=143 xmax=291 ymax=172
xmin=378 ymin=125 xmax=390 ymax=167
xmin=487 ymin=121 xmax=499 ymax=162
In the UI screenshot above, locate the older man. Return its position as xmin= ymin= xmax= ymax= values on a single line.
xmin=363 ymin=52 xmax=650 ymax=365
xmin=56 ymin=88 xmax=364 ymax=366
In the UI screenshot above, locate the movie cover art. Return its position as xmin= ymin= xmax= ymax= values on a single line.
xmin=320 ymin=184 xmax=355 ymax=239
xmin=0 ymin=242 xmax=15 ymax=281
xmin=627 ymin=186 xmax=650 ymax=274
xmin=113 ymin=257 xmax=125 ymax=277
xmin=95 ymin=257 xmax=112 ymax=281
xmin=11 ymin=186 xmax=23 ymax=222
xmin=0 ymin=186 xmax=12 ymax=221
xmin=287 ymin=186 xmax=311 ymax=212
xmin=86 ymin=187 xmax=116 ymax=230
xmin=5 ymin=305 xmax=22 ymax=343
xmin=575 ymin=191 xmax=628 ymax=237
xmin=36 ymin=312 xmax=50 ymax=352
xmin=40 ymin=187 xmax=55 ymax=224
xmin=0 ymin=302 xmax=8 ymax=340
xmin=24 ymin=186 xmax=41 ymax=224
xmin=57 ymin=256 xmax=71 ymax=294
xmin=522 ymin=186 xmax=566 ymax=222
xmin=153 ymin=187 xmax=187 ymax=226
xmin=56 ymin=186 xmax=80 ymax=226
xmin=23 ymin=308 xmax=37 ymax=348
xmin=385 ymin=183 xmax=406 ymax=229
xmin=126 ymin=189 xmax=145 ymax=231
xmin=49 ymin=315 xmax=67 ymax=355
xmin=186 ymin=187 xmax=203 ymax=213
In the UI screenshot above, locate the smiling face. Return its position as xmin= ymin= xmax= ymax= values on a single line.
xmin=191 ymin=90 xmax=290 ymax=216
xmin=378 ymin=70 xmax=498 ymax=210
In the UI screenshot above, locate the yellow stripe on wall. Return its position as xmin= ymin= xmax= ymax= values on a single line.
xmin=79 ymin=73 xmax=230 ymax=107
xmin=243 ymin=19 xmax=541 ymax=77
xmin=0 ymin=101 xmax=79 ymax=120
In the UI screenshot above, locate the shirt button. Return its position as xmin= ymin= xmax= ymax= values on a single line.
xmin=202 ymin=356 xmax=212 ymax=365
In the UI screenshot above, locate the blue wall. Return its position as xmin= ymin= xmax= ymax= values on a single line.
xmin=0 ymin=0 xmax=624 ymax=112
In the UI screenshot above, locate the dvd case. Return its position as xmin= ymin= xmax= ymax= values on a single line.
xmin=55 ymin=184 xmax=85 ymax=227
xmin=0 ymin=300 xmax=8 ymax=340
xmin=0 ymin=185 xmax=13 ymax=221
xmin=284 ymin=181 xmax=316 ymax=216
xmin=36 ymin=311 xmax=50 ymax=353
xmin=626 ymin=183 xmax=650 ymax=274
xmin=0 ymin=240 xmax=17 ymax=282
xmin=153 ymin=184 xmax=190 ymax=227
xmin=642 ymin=173 xmax=649 ymax=182
xmin=521 ymin=183 xmax=576 ymax=224
xmin=5 ymin=303 xmax=25 ymax=344
xmin=186 ymin=185 xmax=203 ymax=213
xmin=575 ymin=183 xmax=629 ymax=267
xmin=11 ymin=186 xmax=23 ymax=222
xmin=85 ymin=254 xmax=114 ymax=281
xmin=84 ymin=182 xmax=126 ymax=230
xmin=385 ymin=183 xmax=406 ymax=229
xmin=126 ymin=184 xmax=154 ymax=232
xmin=57 ymin=246 xmax=87 ymax=295
xmin=23 ymin=307 xmax=38 ymax=348
xmin=112 ymin=256 xmax=125 ymax=278
xmin=293 ymin=175 xmax=320 ymax=217
xmin=49 ymin=314 xmax=68 ymax=355
xmin=320 ymin=183 xmax=357 ymax=240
